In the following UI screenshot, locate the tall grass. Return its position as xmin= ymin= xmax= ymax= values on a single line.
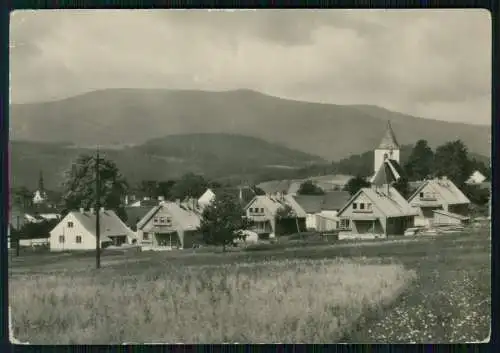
xmin=10 ymin=258 xmax=416 ymax=344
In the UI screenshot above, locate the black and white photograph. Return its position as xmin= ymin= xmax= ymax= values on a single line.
xmin=8 ymin=9 xmax=491 ymax=344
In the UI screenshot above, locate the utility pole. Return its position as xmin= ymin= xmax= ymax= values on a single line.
xmin=95 ymin=148 xmax=101 ymax=269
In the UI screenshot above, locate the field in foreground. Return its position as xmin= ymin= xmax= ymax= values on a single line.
xmin=9 ymin=258 xmax=415 ymax=344
xmin=9 ymin=228 xmax=491 ymax=343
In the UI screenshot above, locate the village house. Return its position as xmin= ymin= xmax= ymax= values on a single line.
xmin=198 ymin=186 xmax=256 ymax=210
xmin=316 ymin=191 xmax=352 ymax=232
xmin=466 ymin=170 xmax=487 ymax=185
xmin=336 ymin=121 xmax=416 ymax=240
xmin=293 ymin=191 xmax=351 ymax=231
xmin=244 ymin=194 xmax=307 ymax=238
xmin=136 ymin=201 xmax=203 ymax=250
xmin=407 ymin=177 xmax=471 ymax=227
xmin=337 ymin=184 xmax=417 ymax=240
xmin=49 ymin=208 xmax=136 ymax=251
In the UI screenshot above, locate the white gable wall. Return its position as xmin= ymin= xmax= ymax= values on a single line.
xmin=49 ymin=213 xmax=96 ymax=251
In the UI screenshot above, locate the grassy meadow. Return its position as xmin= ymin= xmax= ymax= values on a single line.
xmin=9 ymin=227 xmax=491 ymax=344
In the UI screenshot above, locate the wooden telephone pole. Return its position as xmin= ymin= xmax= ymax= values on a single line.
xmin=95 ymin=148 xmax=101 ymax=269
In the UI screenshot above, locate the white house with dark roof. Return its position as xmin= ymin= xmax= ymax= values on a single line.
xmin=466 ymin=170 xmax=487 ymax=185
xmin=49 ymin=208 xmax=136 ymax=251
xmin=337 ymin=185 xmax=417 ymax=240
xmin=136 ymin=201 xmax=203 ymax=250
xmin=293 ymin=191 xmax=351 ymax=231
xmin=244 ymin=194 xmax=307 ymax=237
xmin=407 ymin=177 xmax=471 ymax=227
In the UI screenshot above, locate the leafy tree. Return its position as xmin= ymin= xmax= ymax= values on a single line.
xmin=11 ymin=186 xmax=33 ymax=209
xmin=297 ymin=180 xmax=325 ymax=195
xmin=138 ymin=180 xmax=158 ymax=198
xmin=393 ymin=177 xmax=410 ymax=199
xmin=433 ymin=140 xmax=472 ymax=187
xmin=18 ymin=219 xmax=59 ymax=239
xmin=462 ymin=184 xmax=490 ymax=206
xmin=404 ymin=139 xmax=434 ymax=181
xmin=169 ymin=172 xmax=208 ymax=200
xmin=62 ymin=154 xmax=128 ymax=220
xmin=200 ymin=192 xmax=252 ymax=252
xmin=157 ymin=180 xmax=176 ymax=199
xmin=343 ymin=175 xmax=370 ymax=196
xmin=276 ymin=204 xmax=301 ymax=234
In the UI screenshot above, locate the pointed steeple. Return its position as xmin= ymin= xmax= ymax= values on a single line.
xmin=38 ymin=170 xmax=45 ymax=193
xmin=377 ymin=120 xmax=400 ymax=150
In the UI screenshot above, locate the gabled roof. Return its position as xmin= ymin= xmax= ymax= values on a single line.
xmin=124 ymin=206 xmax=152 ymax=228
xmin=293 ymin=195 xmax=324 ymax=214
xmin=408 ymin=178 xmax=470 ymax=205
xmin=245 ymin=195 xmax=307 ymax=218
xmin=293 ymin=191 xmax=351 ymax=213
xmin=137 ymin=202 xmax=201 ymax=231
xmin=338 ymin=186 xmax=417 ymax=218
xmin=67 ymin=209 xmax=133 ymax=239
xmin=370 ymin=159 xmax=404 ymax=186
xmin=377 ymin=120 xmax=400 ymax=150
xmin=321 ymin=191 xmax=351 ymax=211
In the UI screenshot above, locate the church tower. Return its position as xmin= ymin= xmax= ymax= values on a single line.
xmin=374 ymin=120 xmax=400 ymax=173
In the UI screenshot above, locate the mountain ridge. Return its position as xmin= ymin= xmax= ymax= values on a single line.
xmin=9 ymin=88 xmax=491 ymax=160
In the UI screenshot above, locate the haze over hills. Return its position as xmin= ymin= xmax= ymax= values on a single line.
xmin=10 ymin=134 xmax=324 ymax=191
xmin=10 ymin=89 xmax=491 ymax=161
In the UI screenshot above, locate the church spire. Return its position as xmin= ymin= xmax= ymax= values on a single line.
xmin=38 ymin=170 xmax=45 ymax=192
xmin=377 ymin=120 xmax=400 ymax=150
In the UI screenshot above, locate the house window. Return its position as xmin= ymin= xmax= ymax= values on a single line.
xmin=165 ymin=217 xmax=172 ymax=225
xmin=340 ymin=219 xmax=350 ymax=229
xmin=67 ymin=221 xmax=74 ymax=228
xmin=59 ymin=235 xmax=65 ymax=243
xmin=420 ymin=192 xmax=424 ymax=198
xmin=353 ymin=203 xmax=358 ymax=210
xmin=76 ymin=236 xmax=82 ymax=244
xmin=260 ymin=208 xmax=264 ymax=213
xmin=153 ymin=217 xmax=159 ymax=223
xmin=367 ymin=203 xmax=372 ymax=210
xmin=360 ymin=203 xmax=365 ymax=210
xmin=159 ymin=217 xmax=165 ymax=224
xmin=143 ymin=233 xmax=149 ymax=240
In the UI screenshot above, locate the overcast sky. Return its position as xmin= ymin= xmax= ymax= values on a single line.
xmin=10 ymin=9 xmax=491 ymax=125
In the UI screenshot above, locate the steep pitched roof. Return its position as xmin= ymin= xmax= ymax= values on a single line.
xmin=137 ymin=202 xmax=201 ymax=231
xmin=377 ymin=120 xmax=400 ymax=150
xmin=293 ymin=195 xmax=324 ymax=214
xmin=70 ymin=210 xmax=133 ymax=239
xmin=338 ymin=186 xmax=417 ymax=218
xmin=371 ymin=159 xmax=404 ymax=186
xmin=124 ymin=206 xmax=152 ymax=228
xmin=321 ymin=191 xmax=351 ymax=211
xmin=408 ymin=178 xmax=470 ymax=205
xmin=246 ymin=195 xmax=307 ymax=218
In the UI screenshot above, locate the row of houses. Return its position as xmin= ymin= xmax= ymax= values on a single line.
xmin=10 ymin=120 xmax=486 ymax=251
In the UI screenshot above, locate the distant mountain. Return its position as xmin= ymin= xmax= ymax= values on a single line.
xmin=10 ymin=134 xmax=324 ymax=190
xmin=10 ymin=89 xmax=491 ymax=161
